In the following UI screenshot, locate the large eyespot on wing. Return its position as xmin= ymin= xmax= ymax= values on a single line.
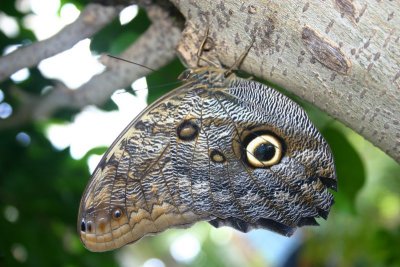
xmin=243 ymin=132 xmax=284 ymax=168
xmin=78 ymin=87 xmax=212 ymax=252
xmin=208 ymin=78 xmax=337 ymax=234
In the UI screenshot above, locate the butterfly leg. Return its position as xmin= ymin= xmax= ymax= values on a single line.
xmin=224 ymin=38 xmax=255 ymax=77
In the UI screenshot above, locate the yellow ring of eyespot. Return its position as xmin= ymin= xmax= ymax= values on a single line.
xmin=246 ymin=134 xmax=282 ymax=167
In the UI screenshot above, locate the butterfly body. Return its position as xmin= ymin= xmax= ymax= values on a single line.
xmin=78 ymin=67 xmax=336 ymax=252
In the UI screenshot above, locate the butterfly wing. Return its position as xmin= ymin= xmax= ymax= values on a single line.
xmin=200 ymin=79 xmax=336 ymax=233
xmin=168 ymin=78 xmax=336 ymax=235
xmin=78 ymin=70 xmax=336 ymax=252
xmin=78 ymin=87 xmax=213 ymax=252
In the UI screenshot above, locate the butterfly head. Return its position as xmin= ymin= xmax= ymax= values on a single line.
xmin=178 ymin=67 xmax=237 ymax=87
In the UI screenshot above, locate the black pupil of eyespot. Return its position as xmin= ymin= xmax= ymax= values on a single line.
xmin=81 ymin=220 xmax=86 ymax=232
xmin=87 ymin=222 xmax=92 ymax=232
xmin=114 ymin=210 xmax=121 ymax=218
xmin=254 ymin=143 xmax=275 ymax=161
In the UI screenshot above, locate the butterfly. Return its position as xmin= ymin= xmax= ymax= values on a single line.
xmin=77 ymin=45 xmax=337 ymax=252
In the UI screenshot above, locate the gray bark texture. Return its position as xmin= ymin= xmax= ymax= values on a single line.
xmin=171 ymin=0 xmax=400 ymax=163
xmin=0 ymin=0 xmax=399 ymax=163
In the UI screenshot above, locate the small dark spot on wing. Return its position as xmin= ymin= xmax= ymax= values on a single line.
xmin=177 ymin=120 xmax=200 ymax=141
xmin=298 ymin=217 xmax=319 ymax=226
xmin=317 ymin=208 xmax=330 ymax=220
xmin=319 ymin=176 xmax=338 ymax=191
xmin=210 ymin=149 xmax=227 ymax=163
xmin=80 ymin=220 xmax=86 ymax=232
xmin=98 ymin=157 xmax=107 ymax=170
xmin=209 ymin=217 xmax=250 ymax=232
xmin=256 ymin=218 xmax=295 ymax=236
xmin=106 ymin=153 xmax=119 ymax=167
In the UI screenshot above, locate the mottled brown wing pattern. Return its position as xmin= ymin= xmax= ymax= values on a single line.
xmin=79 ymin=88 xmax=211 ymax=251
xmin=78 ymin=67 xmax=336 ymax=252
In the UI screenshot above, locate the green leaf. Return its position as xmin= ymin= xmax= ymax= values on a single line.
xmin=90 ymin=8 xmax=150 ymax=54
xmin=82 ymin=146 xmax=108 ymax=161
xmin=322 ymin=125 xmax=366 ymax=214
xmin=146 ymin=58 xmax=185 ymax=104
xmin=60 ymin=0 xmax=85 ymax=11
xmin=0 ymin=2 xmax=23 ymax=17
xmin=109 ymin=32 xmax=140 ymax=55
xmin=100 ymin=96 xmax=119 ymax=111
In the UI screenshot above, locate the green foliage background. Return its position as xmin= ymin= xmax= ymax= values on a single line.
xmin=0 ymin=2 xmax=399 ymax=267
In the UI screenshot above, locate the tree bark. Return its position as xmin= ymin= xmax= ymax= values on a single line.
xmin=0 ymin=4 xmax=120 ymax=82
xmin=171 ymin=0 xmax=400 ymax=163
xmin=0 ymin=0 xmax=398 ymax=163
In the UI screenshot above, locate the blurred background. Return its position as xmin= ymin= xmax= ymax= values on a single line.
xmin=0 ymin=0 xmax=399 ymax=266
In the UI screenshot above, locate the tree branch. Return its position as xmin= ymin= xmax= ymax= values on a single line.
xmin=0 ymin=4 xmax=120 ymax=82
xmin=0 ymin=4 xmax=181 ymax=130
xmin=1 ymin=0 xmax=398 ymax=163
xmin=171 ymin=0 xmax=400 ymax=163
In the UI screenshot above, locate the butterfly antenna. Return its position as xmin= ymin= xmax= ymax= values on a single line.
xmin=224 ymin=38 xmax=255 ymax=77
xmin=107 ymin=55 xmax=156 ymax=72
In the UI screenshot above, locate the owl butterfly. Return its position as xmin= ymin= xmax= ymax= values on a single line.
xmin=78 ymin=37 xmax=337 ymax=252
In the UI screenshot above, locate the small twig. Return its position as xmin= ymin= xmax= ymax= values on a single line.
xmin=0 ymin=10 xmax=181 ymax=130
xmin=0 ymin=4 xmax=119 ymax=82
